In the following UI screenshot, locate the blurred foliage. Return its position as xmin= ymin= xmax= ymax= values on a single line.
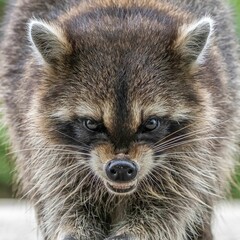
xmin=0 ymin=0 xmax=5 ymax=17
xmin=229 ymin=0 xmax=240 ymax=35
xmin=231 ymin=165 xmax=240 ymax=199
xmin=0 ymin=126 xmax=13 ymax=198
xmin=0 ymin=0 xmax=240 ymax=199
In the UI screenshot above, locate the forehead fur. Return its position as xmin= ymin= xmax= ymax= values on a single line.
xmin=36 ymin=4 xmax=206 ymax=135
xmin=60 ymin=0 xmax=191 ymax=23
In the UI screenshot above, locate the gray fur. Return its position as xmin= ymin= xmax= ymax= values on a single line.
xmin=0 ymin=0 xmax=240 ymax=240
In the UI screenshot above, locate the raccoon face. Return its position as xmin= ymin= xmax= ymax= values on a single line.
xmin=29 ymin=13 xmax=214 ymax=195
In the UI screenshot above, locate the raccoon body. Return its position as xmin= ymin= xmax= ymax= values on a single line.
xmin=1 ymin=0 xmax=240 ymax=239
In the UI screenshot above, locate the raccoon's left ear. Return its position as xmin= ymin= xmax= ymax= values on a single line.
xmin=28 ymin=19 xmax=72 ymax=65
xmin=174 ymin=17 xmax=214 ymax=65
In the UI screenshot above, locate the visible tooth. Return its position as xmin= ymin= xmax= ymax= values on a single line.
xmin=109 ymin=183 xmax=134 ymax=189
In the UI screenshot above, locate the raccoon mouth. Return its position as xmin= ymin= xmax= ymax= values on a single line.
xmin=106 ymin=182 xmax=137 ymax=193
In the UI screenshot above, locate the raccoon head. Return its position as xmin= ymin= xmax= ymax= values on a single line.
xmin=28 ymin=11 xmax=214 ymax=196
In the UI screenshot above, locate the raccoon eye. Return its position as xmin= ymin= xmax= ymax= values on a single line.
xmin=84 ymin=119 xmax=100 ymax=131
xmin=143 ymin=117 xmax=160 ymax=131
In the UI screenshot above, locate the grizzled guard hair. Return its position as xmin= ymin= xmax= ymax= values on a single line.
xmin=0 ymin=0 xmax=240 ymax=240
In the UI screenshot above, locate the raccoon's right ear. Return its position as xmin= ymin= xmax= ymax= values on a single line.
xmin=28 ymin=19 xmax=71 ymax=65
xmin=174 ymin=17 xmax=214 ymax=65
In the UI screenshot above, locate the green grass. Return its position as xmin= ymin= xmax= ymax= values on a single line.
xmin=0 ymin=126 xmax=13 ymax=198
xmin=231 ymin=165 xmax=240 ymax=199
xmin=229 ymin=0 xmax=240 ymax=34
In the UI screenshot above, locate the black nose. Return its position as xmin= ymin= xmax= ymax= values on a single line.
xmin=105 ymin=159 xmax=138 ymax=182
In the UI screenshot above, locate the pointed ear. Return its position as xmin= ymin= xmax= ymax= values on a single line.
xmin=28 ymin=19 xmax=71 ymax=65
xmin=174 ymin=17 xmax=214 ymax=65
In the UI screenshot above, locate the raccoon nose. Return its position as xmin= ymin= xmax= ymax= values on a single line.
xmin=105 ymin=160 xmax=138 ymax=182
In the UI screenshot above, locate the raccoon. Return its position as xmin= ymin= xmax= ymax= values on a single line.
xmin=0 ymin=0 xmax=240 ymax=239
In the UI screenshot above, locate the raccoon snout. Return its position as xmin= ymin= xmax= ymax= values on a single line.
xmin=105 ymin=159 xmax=138 ymax=182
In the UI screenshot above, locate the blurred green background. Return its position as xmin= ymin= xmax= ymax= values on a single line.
xmin=0 ymin=0 xmax=240 ymax=199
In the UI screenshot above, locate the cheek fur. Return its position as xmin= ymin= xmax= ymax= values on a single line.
xmin=89 ymin=144 xmax=115 ymax=180
xmin=128 ymin=144 xmax=155 ymax=179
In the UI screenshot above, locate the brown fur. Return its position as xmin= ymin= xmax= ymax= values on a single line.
xmin=0 ymin=0 xmax=240 ymax=239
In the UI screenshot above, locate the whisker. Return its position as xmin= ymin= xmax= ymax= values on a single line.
xmin=153 ymin=119 xmax=231 ymax=151
xmin=153 ymin=136 xmax=228 ymax=153
xmin=52 ymin=129 xmax=90 ymax=147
